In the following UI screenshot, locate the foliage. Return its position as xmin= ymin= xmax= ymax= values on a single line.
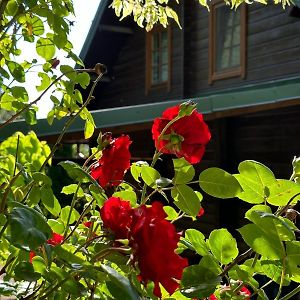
xmin=0 ymin=0 xmax=300 ymax=299
xmin=111 ymin=0 xmax=292 ymax=31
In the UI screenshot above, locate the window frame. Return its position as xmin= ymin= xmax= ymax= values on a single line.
xmin=208 ymin=0 xmax=247 ymax=84
xmin=145 ymin=26 xmax=171 ymax=94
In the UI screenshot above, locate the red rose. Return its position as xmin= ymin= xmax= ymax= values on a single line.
xmin=100 ymin=199 xmax=187 ymax=297
xmin=209 ymin=286 xmax=251 ymax=300
xmin=91 ymin=135 xmax=132 ymax=188
xmin=240 ymin=286 xmax=251 ymax=299
xmin=83 ymin=221 xmax=93 ymax=228
xmin=152 ymin=105 xmax=211 ymax=164
xmin=47 ymin=232 xmax=64 ymax=246
xmin=197 ymin=207 xmax=205 ymax=217
xmin=100 ymin=197 xmax=133 ymax=239
xmin=131 ymin=202 xmax=188 ymax=298
xmin=29 ymin=232 xmax=63 ymax=263
xmin=29 ymin=251 xmax=36 ymax=263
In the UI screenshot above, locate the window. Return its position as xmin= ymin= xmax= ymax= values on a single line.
xmin=209 ymin=1 xmax=246 ymax=83
xmin=146 ymin=26 xmax=171 ymax=93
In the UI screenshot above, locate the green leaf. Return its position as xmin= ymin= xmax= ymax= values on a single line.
xmin=76 ymin=72 xmax=90 ymax=88
xmin=27 ymin=185 xmax=41 ymax=206
xmin=238 ymin=224 xmax=284 ymax=259
xmin=14 ymin=262 xmax=41 ymax=281
xmin=199 ymin=167 xmax=242 ymax=198
xmin=171 ymin=184 xmax=201 ymax=217
xmin=40 ymin=186 xmax=61 ymax=217
xmin=180 ymin=264 xmax=220 ymax=298
xmin=61 ymin=184 xmax=84 ymax=197
xmin=5 ymin=0 xmax=18 ymax=16
xmin=50 ymin=265 xmax=84 ymax=295
xmin=267 ymin=179 xmax=300 ymax=206
xmin=173 ymin=158 xmax=195 ymax=184
xmin=54 ymin=245 xmax=85 ymax=265
xmin=141 ymin=166 xmax=160 ymax=188
xmin=246 ymin=210 xmax=295 ymax=241
xmin=113 ymin=190 xmax=137 ymax=206
xmin=47 ymin=110 xmax=55 ymax=125
xmin=60 ymin=206 xmax=80 ymax=225
xmin=235 ymin=160 xmax=276 ymax=204
xmin=208 ymin=229 xmax=238 ymax=264
xmin=24 ymin=109 xmax=37 ymax=125
xmin=36 ymin=37 xmax=56 ymax=61
xmin=286 ymin=241 xmax=300 ymax=282
xmin=36 ymin=72 xmax=51 ymax=92
xmin=32 ymin=172 xmax=52 ymax=187
xmin=9 ymin=202 xmax=52 ymax=250
xmin=130 ymin=161 xmax=149 ymax=183
xmin=163 ymin=206 xmax=179 ymax=221
xmin=260 ymin=259 xmax=290 ymax=285
xmin=245 ymin=205 xmax=272 ymax=220
xmin=7 ymin=61 xmax=25 ymax=82
xmin=32 ymin=256 xmax=47 ymax=275
xmin=48 ymin=219 xmax=64 ymax=234
xmin=84 ymin=120 xmax=94 ymax=139
xmin=165 ymin=6 xmax=182 ymax=28
xmin=10 ymin=86 xmax=28 ymax=102
xmin=185 ymin=229 xmax=210 ymax=256
xmin=89 ymin=184 xmax=107 ymax=207
xmin=101 ymin=264 xmax=140 ymax=300
xmin=60 ymin=65 xmax=77 ymax=81
xmin=59 ymin=160 xmax=96 ymax=184
xmin=29 ymin=16 xmax=45 ymax=36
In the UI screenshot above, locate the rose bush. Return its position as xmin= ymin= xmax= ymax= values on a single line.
xmin=0 ymin=1 xmax=300 ymax=299
xmin=1 ymin=101 xmax=300 ymax=299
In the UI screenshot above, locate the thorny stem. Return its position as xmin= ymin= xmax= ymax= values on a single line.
xmin=0 ymin=170 xmax=22 ymax=212
xmin=276 ymin=192 xmax=300 ymax=216
xmin=39 ymin=71 xmax=104 ymax=171
xmin=274 ymin=256 xmax=286 ymax=300
xmin=63 ymin=183 xmax=81 ymax=238
xmin=63 ymin=199 xmax=96 ymax=243
xmin=219 ymin=249 xmax=253 ymax=278
xmin=13 ymin=134 xmax=20 ymax=176
xmin=92 ymin=246 xmax=131 ymax=263
xmin=0 ymin=256 xmax=15 ymax=275
xmin=140 ymin=151 xmax=162 ymax=204
xmin=22 ymin=282 xmax=45 ymax=300
xmin=279 ymin=285 xmax=300 ymax=300
xmin=250 ymin=279 xmax=273 ymax=298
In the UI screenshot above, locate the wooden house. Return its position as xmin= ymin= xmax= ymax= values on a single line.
xmin=78 ymin=0 xmax=300 ymax=232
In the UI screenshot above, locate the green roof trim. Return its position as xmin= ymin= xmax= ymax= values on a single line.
xmin=1 ymin=76 xmax=300 ymax=141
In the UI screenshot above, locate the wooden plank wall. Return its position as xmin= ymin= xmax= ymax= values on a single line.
xmin=91 ymin=6 xmax=184 ymax=109
xmin=184 ymin=2 xmax=300 ymax=97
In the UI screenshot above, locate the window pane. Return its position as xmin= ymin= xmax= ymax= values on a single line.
xmin=152 ymin=33 xmax=159 ymax=50
xmin=161 ymin=64 xmax=168 ymax=82
xmin=152 ymin=51 xmax=159 ymax=66
xmin=149 ymin=29 xmax=169 ymax=85
xmin=152 ymin=66 xmax=159 ymax=84
xmin=232 ymin=25 xmax=240 ymax=46
xmin=221 ymin=48 xmax=230 ymax=70
xmin=230 ymin=45 xmax=240 ymax=67
xmin=161 ymin=31 xmax=168 ymax=48
xmin=162 ymin=49 xmax=168 ymax=64
xmin=215 ymin=4 xmax=241 ymax=72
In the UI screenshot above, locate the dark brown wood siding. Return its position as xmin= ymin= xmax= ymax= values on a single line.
xmin=90 ymin=6 xmax=184 ymax=109
xmin=184 ymin=3 xmax=300 ymax=97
